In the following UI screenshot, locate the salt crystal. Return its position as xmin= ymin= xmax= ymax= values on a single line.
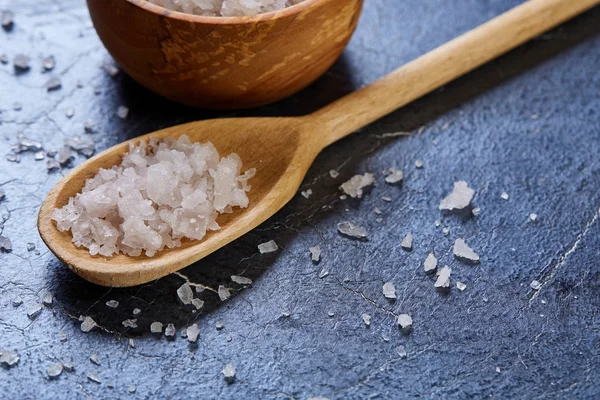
xmin=501 ymin=192 xmax=509 ymax=200
xmin=300 ymin=189 xmax=312 ymax=199
xmin=442 ymin=227 xmax=449 ymax=235
xmin=46 ymin=159 xmax=60 ymax=171
xmin=382 ymin=282 xmax=396 ymax=299
xmin=530 ymin=213 xmax=538 ymax=222
xmin=46 ymin=77 xmax=62 ymax=91
xmin=128 ymin=385 xmax=137 ymax=393
xmin=435 ymin=266 xmax=452 ymax=288
xmin=218 ymin=285 xmax=231 ymax=301
xmin=434 ymin=220 xmax=441 ymax=227
xmin=165 ymin=324 xmax=176 ymax=337
xmin=329 ymin=170 xmax=339 ymax=178
xmin=13 ymin=136 xmax=43 ymax=153
xmin=381 ymin=196 xmax=392 ymax=202
xmin=0 ymin=350 xmax=20 ymax=368
xmin=13 ymin=54 xmax=30 ymax=71
xmin=13 ymin=102 xmax=21 ymax=111
xmin=222 ymin=363 xmax=236 ymax=383
xmin=76 ymin=81 xmax=84 ymax=88
xmin=0 ymin=190 xmax=4 ymax=202
xmin=1 ymin=10 xmax=14 ymax=31
xmin=66 ymin=108 xmax=74 ymax=118
xmin=281 ymin=311 xmax=291 ymax=318
xmin=103 ymin=60 xmax=119 ymax=77
xmin=424 ymin=253 xmax=437 ymax=273
xmin=122 ymin=319 xmax=138 ymax=328
xmin=231 ymin=275 xmax=252 ymax=285
xmin=258 ymin=240 xmax=278 ymax=253
xmin=56 ymin=146 xmax=73 ymax=165
xmin=337 ymin=221 xmax=367 ymax=239
xmin=374 ymin=208 xmax=382 ymax=215
xmin=327 ymin=311 xmax=335 ymax=317
xmin=397 ymin=314 xmax=412 ymax=330
xmin=340 ymin=195 xmax=347 ymax=200
xmin=318 ymin=269 xmax=329 ymax=279
xmin=106 ymin=300 xmax=119 ymax=308
xmin=87 ymin=372 xmax=102 ymax=384
xmin=396 ymin=345 xmax=407 ymax=358
xmin=63 ymin=361 xmax=74 ymax=372
xmin=191 ymin=298 xmax=204 ymax=310
xmin=42 ymin=291 xmax=53 ymax=305
xmin=384 ymin=168 xmax=403 ymax=184
xmin=0 ymin=54 xmax=7 ymax=64
xmin=382 ymin=334 xmax=390 ymax=342
xmin=309 ymin=245 xmax=321 ymax=262
xmin=27 ymin=304 xmax=43 ymax=319
xmin=177 ymin=283 xmax=194 ymax=305
xmin=530 ymin=280 xmax=542 ymax=290
xmin=472 ymin=207 xmax=481 ymax=216
xmin=59 ymin=330 xmax=68 ymax=342
xmin=187 ymin=323 xmax=200 ymax=343
xmin=117 ymin=105 xmax=129 ymax=119
xmin=414 ymin=160 xmax=424 ymax=168
xmin=64 ymin=136 xmax=94 ymax=157
xmin=47 ymin=362 xmax=63 ymax=378
xmin=150 ymin=322 xmax=163 ymax=334
xmin=89 ymin=353 xmax=101 ymax=365
xmin=12 ymin=297 xmax=22 ymax=307
xmin=456 ymin=281 xmax=467 ymax=291
xmin=35 ymin=151 xmax=45 ymax=161
xmin=83 ymin=119 xmax=95 ymax=133
xmin=401 ymin=232 xmax=413 ymax=250
xmin=0 ymin=235 xmax=12 ymax=252
xmin=361 ymin=313 xmax=371 ymax=326
xmin=496 ymin=366 xmax=501 ymax=373
xmin=216 ymin=321 xmax=224 ymax=330
xmin=439 ymin=181 xmax=474 ymax=211
xmin=453 ymin=238 xmax=480 ymax=263
xmin=339 ymin=173 xmax=375 ymax=198
xmin=133 ymin=308 xmax=141 ymax=315
xmin=43 ymin=55 xmax=56 ymax=71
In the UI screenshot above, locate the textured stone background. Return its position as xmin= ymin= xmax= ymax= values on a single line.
xmin=1 ymin=0 xmax=600 ymax=399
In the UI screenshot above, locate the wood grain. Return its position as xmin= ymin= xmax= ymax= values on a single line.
xmin=87 ymin=0 xmax=364 ymax=109
xmin=39 ymin=0 xmax=600 ymax=286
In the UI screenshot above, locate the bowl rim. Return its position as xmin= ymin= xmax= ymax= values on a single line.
xmin=126 ymin=0 xmax=326 ymax=24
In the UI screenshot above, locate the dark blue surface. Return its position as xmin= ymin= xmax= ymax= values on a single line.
xmin=1 ymin=0 xmax=600 ymax=398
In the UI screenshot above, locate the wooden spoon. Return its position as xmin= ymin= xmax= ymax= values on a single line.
xmin=38 ymin=0 xmax=600 ymax=287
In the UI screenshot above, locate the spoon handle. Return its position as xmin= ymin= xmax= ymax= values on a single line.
xmin=312 ymin=0 xmax=600 ymax=147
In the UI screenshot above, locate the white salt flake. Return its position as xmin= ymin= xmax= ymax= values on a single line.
xmin=397 ymin=314 xmax=413 ymax=330
xmin=58 ymin=330 xmax=68 ymax=342
xmin=150 ymin=322 xmax=163 ymax=334
xmin=300 ymin=189 xmax=312 ymax=199
xmin=456 ymin=281 xmax=467 ymax=291
xmin=501 ymin=192 xmax=509 ymax=200
xmin=27 ymin=304 xmax=43 ymax=319
xmin=439 ymin=181 xmax=475 ymax=211
xmin=218 ymin=285 xmax=231 ymax=301
xmin=63 ymin=361 xmax=74 ymax=372
xmin=128 ymin=385 xmax=136 ymax=393
xmin=318 ymin=269 xmax=329 ymax=279
xmin=47 ymin=362 xmax=63 ymax=379
xmin=132 ymin=308 xmax=141 ymax=315
xmin=401 ymin=232 xmax=413 ymax=251
xmin=258 ymin=240 xmax=278 ymax=253
xmin=122 ymin=319 xmax=138 ymax=328
xmin=309 ymin=245 xmax=321 ymax=262
xmin=381 ymin=196 xmax=392 ymax=202
xmin=396 ymin=345 xmax=407 ymax=358
xmin=231 ymin=275 xmax=252 ymax=285
xmin=374 ymin=208 xmax=382 ymax=215
xmin=414 ymin=160 xmax=424 ymax=169
xmin=106 ymin=300 xmax=119 ymax=308
xmin=530 ymin=280 xmax=542 ymax=290
xmin=472 ymin=207 xmax=481 ymax=216
xmin=453 ymin=238 xmax=480 ymax=263
xmin=12 ymin=297 xmax=23 ymax=307
xmin=530 ymin=213 xmax=538 ymax=222
xmin=222 ymin=363 xmax=236 ymax=383
xmin=177 ymin=283 xmax=194 ymax=305
xmin=66 ymin=107 xmax=74 ymax=118
xmin=165 ymin=324 xmax=176 ymax=337
xmin=361 ymin=313 xmax=371 ymax=327
xmin=42 ymin=291 xmax=53 ymax=306
xmin=116 ymin=105 xmax=129 ymax=119
xmin=216 ymin=321 xmax=224 ymax=330
xmin=442 ymin=227 xmax=450 ymax=235
xmin=424 ymin=253 xmax=437 ymax=273
xmin=0 ymin=350 xmax=20 ymax=368
xmin=382 ymin=282 xmax=396 ymax=299
xmin=129 ymin=338 xmax=136 ymax=348
xmin=337 ymin=221 xmax=368 ymax=239
xmin=191 ymin=298 xmax=204 ymax=310
xmin=187 ymin=323 xmax=200 ymax=343
xmin=435 ymin=266 xmax=452 ymax=288
xmin=87 ymin=372 xmax=101 ymax=384
xmin=384 ymin=168 xmax=403 ymax=184
xmin=339 ymin=173 xmax=375 ymax=198
xmin=89 ymin=353 xmax=101 ymax=365
xmin=329 ymin=170 xmax=339 ymax=178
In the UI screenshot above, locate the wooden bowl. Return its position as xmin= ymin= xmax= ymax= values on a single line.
xmin=87 ymin=0 xmax=364 ymax=109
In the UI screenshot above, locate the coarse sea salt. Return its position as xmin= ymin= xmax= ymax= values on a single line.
xmin=51 ymin=135 xmax=255 ymax=257
xmin=147 ymin=0 xmax=305 ymax=17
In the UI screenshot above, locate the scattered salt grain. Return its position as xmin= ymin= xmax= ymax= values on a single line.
xmin=191 ymin=298 xmax=204 ymax=310
xmin=318 ymin=269 xmax=329 ymax=279
xmin=231 ymin=275 xmax=252 ymax=285
xmin=13 ymin=136 xmax=42 ymax=153
xmin=453 ymin=238 xmax=480 ymax=263
xmin=47 ymin=158 xmax=61 ymax=170
xmin=222 ymin=363 xmax=236 ymax=383
xmin=177 ymin=283 xmax=194 ymax=305
xmin=150 ymin=322 xmax=163 ymax=334
xmin=42 ymin=291 xmax=53 ymax=306
xmin=128 ymin=385 xmax=137 ymax=393
xmin=382 ymin=282 xmax=396 ymax=299
xmin=35 ymin=151 xmax=45 ymax=160
xmin=63 ymin=361 xmax=74 ymax=372
xmin=133 ymin=308 xmax=141 ymax=315
xmin=165 ymin=324 xmax=176 ymax=337
xmin=66 ymin=108 xmax=74 ymax=118
xmin=83 ymin=119 xmax=95 ymax=133
xmin=64 ymin=135 xmax=95 ymax=156
xmin=0 ymin=54 xmax=7 ymax=64
xmin=530 ymin=280 xmax=542 ymax=290
xmin=13 ymin=102 xmax=21 ymax=111
xmin=472 ymin=207 xmax=481 ymax=216
xmin=396 ymin=345 xmax=408 ymax=359
xmin=1 ymin=10 xmax=14 ymax=31
xmin=374 ymin=208 xmax=382 ymax=215
xmin=442 ymin=227 xmax=449 ymax=235
xmin=0 ymin=190 xmax=4 ymax=202
xmin=439 ymin=181 xmax=474 ymax=211
xmin=401 ymin=232 xmax=413 ymax=251
xmin=106 ymin=300 xmax=119 ymax=308
xmin=397 ymin=314 xmax=413 ymax=330
xmin=103 ymin=60 xmax=119 ymax=77
xmin=216 ymin=321 xmax=224 ymax=330
xmin=382 ymin=334 xmax=390 ymax=342
xmin=218 ymin=285 xmax=231 ymax=301
xmin=424 ymin=253 xmax=437 ymax=273
xmin=381 ymin=196 xmax=392 ymax=202
xmin=0 ymin=350 xmax=20 ymax=368
xmin=415 ymin=160 xmax=424 ymax=169
xmin=27 ymin=304 xmax=43 ymax=319
xmin=337 ymin=221 xmax=368 ymax=239
xmin=309 ymin=245 xmax=321 ymax=262
xmin=496 ymin=366 xmax=501 ymax=373
xmin=43 ymin=55 xmax=56 ymax=71
xmin=329 ymin=170 xmax=339 ymax=179
xmin=281 ymin=311 xmax=291 ymax=318
xmin=339 ymin=195 xmax=347 ymax=200
xmin=361 ymin=313 xmax=371 ymax=327
xmin=89 ymin=353 xmax=101 ymax=365
xmin=435 ymin=266 xmax=452 ymax=288
xmin=59 ymin=330 xmax=68 ymax=342
xmin=384 ymin=168 xmax=403 ymax=184
xmin=187 ymin=323 xmax=200 ymax=343
xmin=301 ymin=189 xmax=312 ymax=199
xmin=501 ymin=192 xmax=509 ymax=200
xmin=122 ymin=319 xmax=138 ymax=328
xmin=47 ymin=362 xmax=63 ymax=379
xmin=13 ymin=54 xmax=30 ymax=71
xmin=87 ymin=372 xmax=102 ymax=384
xmin=12 ymin=297 xmax=23 ymax=307
xmin=80 ymin=316 xmax=97 ymax=332
xmin=258 ymin=240 xmax=278 ymax=253
xmin=0 ymin=236 xmax=12 ymax=252
xmin=340 ymin=173 xmax=375 ymax=198
xmin=529 ymin=213 xmax=538 ymax=222
xmin=117 ymin=105 xmax=129 ymax=119
xmin=46 ymin=77 xmax=62 ymax=91
xmin=456 ymin=281 xmax=467 ymax=291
